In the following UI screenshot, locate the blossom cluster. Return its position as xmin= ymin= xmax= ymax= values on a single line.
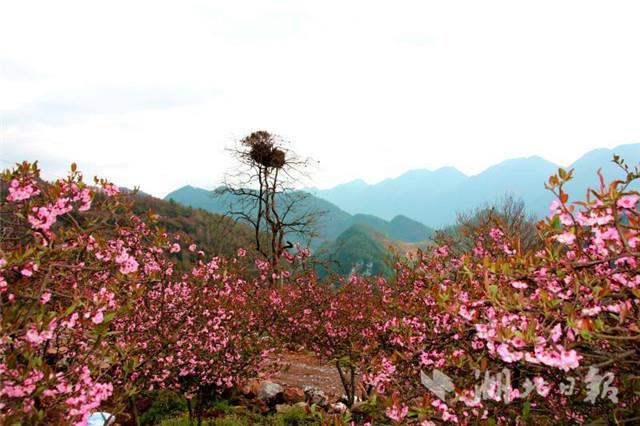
xmin=0 ymin=162 xmax=272 ymax=424
xmin=2 ymin=159 xmax=639 ymax=425
xmin=272 ymin=162 xmax=640 ymax=424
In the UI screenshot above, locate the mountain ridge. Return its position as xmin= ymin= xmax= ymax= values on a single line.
xmin=312 ymin=144 xmax=640 ymax=227
xmin=164 ymin=186 xmax=434 ymax=248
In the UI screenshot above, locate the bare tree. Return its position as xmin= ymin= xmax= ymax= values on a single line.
xmin=434 ymin=194 xmax=542 ymax=255
xmin=217 ymin=131 xmax=320 ymax=280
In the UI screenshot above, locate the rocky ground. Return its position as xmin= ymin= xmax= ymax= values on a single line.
xmin=240 ymin=350 xmax=350 ymax=414
xmin=271 ymin=351 xmax=344 ymax=400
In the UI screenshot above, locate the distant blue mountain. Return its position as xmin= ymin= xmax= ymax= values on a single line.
xmin=313 ymin=144 xmax=640 ymax=228
xmin=164 ymin=186 xmax=434 ymax=248
xmin=314 ymin=167 xmax=468 ymax=222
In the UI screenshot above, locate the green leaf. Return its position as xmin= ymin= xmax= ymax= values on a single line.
xmin=63 ymin=304 xmax=77 ymax=317
xmin=559 ymin=168 xmax=567 ymax=180
xmin=103 ymin=312 xmax=116 ymax=324
xmin=488 ymin=285 xmax=498 ymax=298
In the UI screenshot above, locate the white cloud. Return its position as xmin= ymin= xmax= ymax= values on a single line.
xmin=1 ymin=0 xmax=639 ymax=197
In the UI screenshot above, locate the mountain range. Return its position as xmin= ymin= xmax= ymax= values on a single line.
xmin=311 ymin=144 xmax=640 ymax=228
xmin=164 ymin=185 xmax=434 ymax=248
xmin=162 ymin=143 xmax=639 ymax=276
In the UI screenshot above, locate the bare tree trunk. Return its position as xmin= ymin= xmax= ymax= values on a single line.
xmin=336 ymin=360 xmax=356 ymax=407
xmin=129 ymin=396 xmax=140 ymax=426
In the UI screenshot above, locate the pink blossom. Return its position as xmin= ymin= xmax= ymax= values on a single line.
xmin=511 ymin=280 xmax=528 ymax=289
xmin=559 ymin=213 xmax=574 ymax=225
xmin=188 ymin=243 xmax=197 ymax=252
xmin=237 ymin=248 xmax=246 ymax=257
xmin=474 ymin=323 xmax=495 ymax=339
xmin=6 ymin=178 xmax=40 ymax=202
xmin=581 ymin=306 xmax=602 ymax=317
xmin=77 ymin=188 xmax=92 ymax=211
xmin=554 ymin=232 xmax=576 ymax=245
xmin=115 ymin=250 xmax=139 ymax=274
xmin=21 ymin=262 xmax=38 ymax=277
xmin=497 ymin=343 xmax=523 ymax=363
xmin=550 ymin=323 xmax=562 ymax=342
xmin=511 ymin=336 xmax=527 ymax=348
xmin=40 ymin=292 xmax=51 ymax=304
xmin=576 ymin=210 xmax=596 ymax=226
xmin=28 ymin=206 xmax=59 ymax=231
xmin=92 ymin=311 xmax=104 ymax=324
xmin=170 ymin=243 xmax=181 ymax=253
xmin=558 ymin=347 xmax=581 ymax=371
xmin=64 ymin=312 xmax=79 ymax=329
xmin=490 ymin=228 xmax=504 ymax=241
xmin=24 ymin=328 xmax=52 ymax=346
xmin=434 ymin=245 xmax=449 ymax=257
xmin=104 ymin=183 xmax=119 ymax=197
xmin=549 ymin=199 xmax=562 ymax=215
xmin=534 ymin=377 xmax=551 ymax=397
xmin=459 ymin=305 xmax=474 ymax=320
xmin=385 ymin=403 xmax=408 ymax=422
xmin=617 ymin=194 xmax=638 ymax=210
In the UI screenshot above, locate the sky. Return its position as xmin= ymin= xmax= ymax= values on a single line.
xmin=1 ymin=0 xmax=640 ymax=198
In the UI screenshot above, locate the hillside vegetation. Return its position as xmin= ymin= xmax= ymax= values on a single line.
xmin=164 ymin=186 xmax=433 ymax=246
xmin=2 ymin=157 xmax=640 ymax=425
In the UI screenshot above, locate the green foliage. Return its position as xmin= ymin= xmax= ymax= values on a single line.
xmin=159 ymin=414 xmax=211 ymax=426
xmin=158 ymin=406 xmax=323 ymax=426
xmin=210 ymin=415 xmax=248 ymax=426
xmin=131 ymin=192 xmax=255 ymax=263
xmin=209 ymin=397 xmax=233 ymax=414
xmin=316 ymin=224 xmax=393 ymax=278
xmin=280 ymin=405 xmax=321 ymax=425
xmin=140 ymin=391 xmax=187 ymax=425
xmin=164 ymin=185 xmax=434 ymax=250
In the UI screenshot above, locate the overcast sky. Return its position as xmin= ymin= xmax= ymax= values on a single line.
xmin=1 ymin=1 xmax=639 ymax=197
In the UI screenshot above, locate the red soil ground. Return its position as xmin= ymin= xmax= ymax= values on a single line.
xmin=270 ymin=351 xmax=345 ymax=400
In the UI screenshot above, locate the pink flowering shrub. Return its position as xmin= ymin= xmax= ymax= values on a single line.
xmin=2 ymin=158 xmax=639 ymax=425
xmin=274 ymin=159 xmax=640 ymax=425
xmin=0 ymin=162 xmax=272 ymax=424
xmin=0 ymin=162 xmax=148 ymax=423
xmin=116 ymin=254 xmax=275 ymax=421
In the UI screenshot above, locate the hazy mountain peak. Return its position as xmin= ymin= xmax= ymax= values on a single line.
xmin=571 ymin=143 xmax=640 ymax=168
xmin=433 ymin=166 xmax=467 ymax=176
xmin=314 ymin=144 xmax=639 ymax=228
xmin=167 ymin=144 xmax=639 ymax=231
xmin=336 ymin=178 xmax=368 ymax=188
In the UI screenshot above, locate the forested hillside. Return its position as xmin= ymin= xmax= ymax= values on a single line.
xmin=164 ymin=186 xmax=434 ymax=247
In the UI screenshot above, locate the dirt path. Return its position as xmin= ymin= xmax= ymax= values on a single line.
xmin=270 ymin=351 xmax=344 ymax=400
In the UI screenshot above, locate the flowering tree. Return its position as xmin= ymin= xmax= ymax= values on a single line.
xmin=0 ymin=162 xmax=150 ymax=424
xmin=0 ymin=162 xmax=273 ymax=425
xmin=117 ymin=250 xmax=275 ymax=424
xmin=268 ymin=157 xmax=639 ymax=425
xmin=354 ymin=159 xmax=640 ymax=424
xmin=2 ymin=157 xmax=639 ymax=425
